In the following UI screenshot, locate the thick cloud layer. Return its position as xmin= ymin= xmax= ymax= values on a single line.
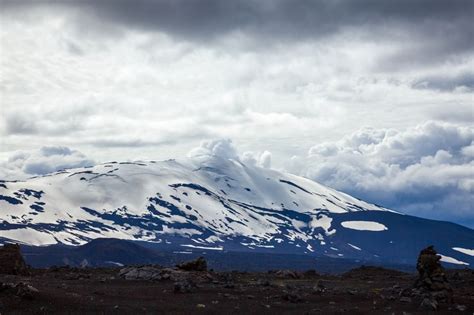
xmin=0 ymin=146 xmax=94 ymax=180
xmin=2 ymin=0 xmax=472 ymax=66
xmin=0 ymin=1 xmax=472 ymax=227
xmin=1 ymin=0 xmax=472 ymax=162
xmin=285 ymin=121 xmax=474 ymax=226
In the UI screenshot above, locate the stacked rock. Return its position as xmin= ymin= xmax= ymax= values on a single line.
xmin=0 ymin=243 xmax=28 ymax=275
xmin=415 ymin=245 xmax=453 ymax=305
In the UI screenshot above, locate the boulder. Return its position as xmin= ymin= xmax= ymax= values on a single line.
xmin=176 ymin=257 xmax=207 ymax=272
xmin=312 ymin=280 xmax=326 ymax=294
xmin=0 ymin=243 xmax=28 ymax=275
xmin=420 ymin=297 xmax=438 ymax=310
xmin=0 ymin=282 xmax=39 ymax=300
xmin=119 ymin=266 xmax=200 ymax=282
xmin=119 ymin=266 xmax=167 ymax=281
xmin=282 ymin=292 xmax=303 ymax=303
xmin=173 ymin=279 xmax=196 ymax=293
xmin=275 ymin=269 xmax=301 ymax=279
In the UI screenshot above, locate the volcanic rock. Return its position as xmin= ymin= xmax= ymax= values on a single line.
xmin=414 ymin=245 xmax=453 ymax=303
xmin=119 ymin=266 xmax=187 ymax=281
xmin=275 ymin=269 xmax=301 ymax=279
xmin=174 ymin=279 xmax=196 ymax=293
xmin=176 ymin=257 xmax=207 ymax=272
xmin=420 ymin=297 xmax=438 ymax=310
xmin=312 ymin=280 xmax=326 ymax=294
xmin=0 ymin=243 xmax=28 ymax=275
xmin=282 ymin=292 xmax=303 ymax=303
xmin=0 ymin=282 xmax=39 ymax=300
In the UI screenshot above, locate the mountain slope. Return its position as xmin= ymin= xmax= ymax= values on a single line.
xmin=1 ymin=155 xmax=473 ymax=266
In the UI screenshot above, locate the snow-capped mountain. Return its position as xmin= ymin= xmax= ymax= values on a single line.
xmin=1 ymin=154 xmax=473 ymax=267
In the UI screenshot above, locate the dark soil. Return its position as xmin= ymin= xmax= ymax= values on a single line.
xmin=1 ymin=266 xmax=473 ymax=314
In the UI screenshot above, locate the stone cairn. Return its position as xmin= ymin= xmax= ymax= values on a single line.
xmin=413 ymin=245 xmax=453 ymax=308
xmin=0 ymin=243 xmax=28 ymax=275
xmin=0 ymin=243 xmax=38 ymax=300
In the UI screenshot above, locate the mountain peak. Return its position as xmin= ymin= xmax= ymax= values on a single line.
xmin=1 ymin=157 xmax=473 ymax=267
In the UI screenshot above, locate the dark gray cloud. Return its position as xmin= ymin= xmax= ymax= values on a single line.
xmin=2 ymin=0 xmax=472 ymax=66
xmin=412 ymin=71 xmax=474 ymax=91
xmin=90 ymin=139 xmax=176 ymax=148
xmin=4 ymin=113 xmax=38 ymax=135
xmin=3 ymin=111 xmax=84 ymax=137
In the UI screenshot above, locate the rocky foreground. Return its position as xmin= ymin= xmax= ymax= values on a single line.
xmin=0 ymin=247 xmax=473 ymax=314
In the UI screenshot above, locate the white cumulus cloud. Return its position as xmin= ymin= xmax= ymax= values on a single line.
xmin=187 ymin=139 xmax=239 ymax=161
xmin=285 ymin=121 xmax=474 ymax=225
xmin=188 ymin=139 xmax=273 ymax=169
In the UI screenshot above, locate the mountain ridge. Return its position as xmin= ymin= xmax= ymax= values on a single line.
xmin=1 ymin=154 xmax=473 ymax=267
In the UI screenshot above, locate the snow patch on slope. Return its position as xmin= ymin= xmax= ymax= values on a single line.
xmin=348 ymin=243 xmax=362 ymax=251
xmin=452 ymin=247 xmax=474 ymax=256
xmin=0 ymin=228 xmax=57 ymax=246
xmin=438 ymin=254 xmax=469 ymax=265
xmin=341 ymin=221 xmax=388 ymax=231
xmin=181 ymin=244 xmax=223 ymax=251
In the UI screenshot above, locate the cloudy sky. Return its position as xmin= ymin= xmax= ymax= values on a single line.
xmin=0 ymin=1 xmax=473 ymax=227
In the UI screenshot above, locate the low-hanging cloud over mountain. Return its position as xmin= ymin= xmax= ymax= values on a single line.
xmin=285 ymin=121 xmax=474 ymax=226
xmin=1 ymin=123 xmax=473 ymax=227
xmin=188 ymin=139 xmax=240 ymax=161
xmin=188 ymin=139 xmax=272 ymax=169
xmin=0 ymin=146 xmax=94 ymax=180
